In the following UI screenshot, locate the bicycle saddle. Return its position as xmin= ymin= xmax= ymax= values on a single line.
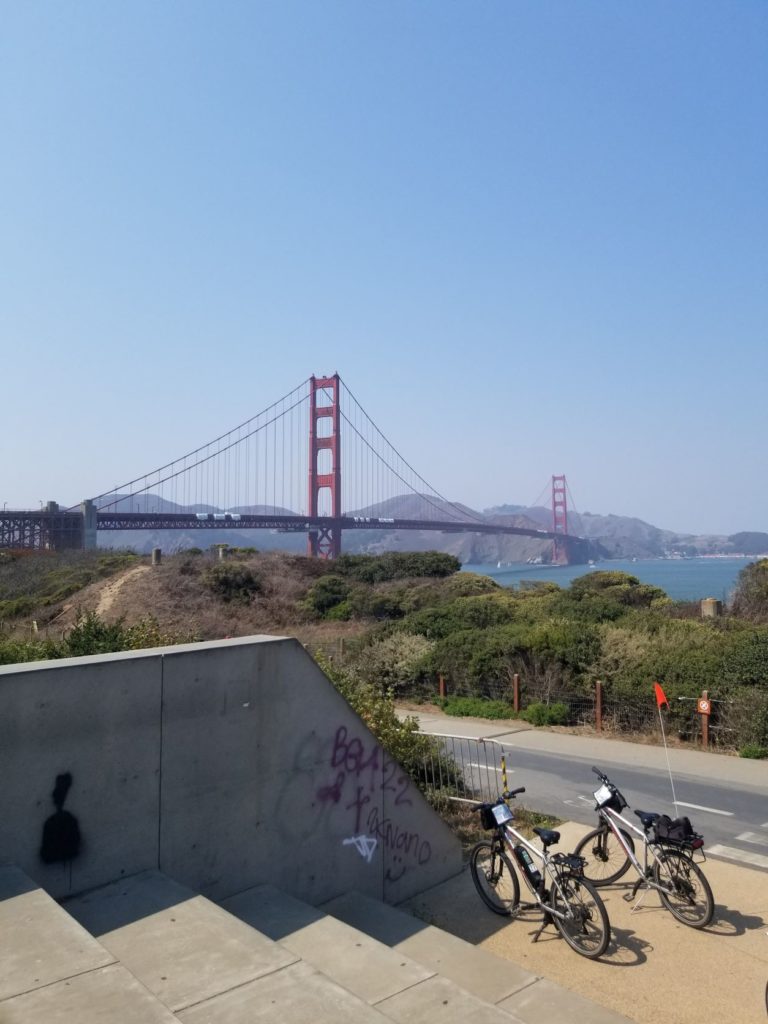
xmin=533 ymin=827 xmax=561 ymax=847
xmin=634 ymin=809 xmax=660 ymax=830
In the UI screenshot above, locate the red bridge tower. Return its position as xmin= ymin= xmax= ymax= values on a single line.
xmin=307 ymin=374 xmax=342 ymax=559
xmin=551 ymin=474 xmax=569 ymax=565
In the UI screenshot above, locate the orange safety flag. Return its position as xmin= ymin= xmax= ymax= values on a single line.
xmin=654 ymin=682 xmax=669 ymax=710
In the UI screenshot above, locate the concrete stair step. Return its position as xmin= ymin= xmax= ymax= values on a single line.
xmin=221 ymin=884 xmax=524 ymax=1024
xmin=64 ymin=869 xmax=298 ymax=1015
xmin=1 ymin=964 xmax=183 ymax=1024
xmin=176 ymin=960 xmax=394 ymax=1024
xmin=221 ymin=883 xmax=434 ymax=1005
xmin=323 ymin=889 xmax=634 ymax=1024
xmin=0 ymin=863 xmax=115 ymax=1003
xmin=0 ymin=864 xmax=180 ymax=1023
xmin=323 ymin=889 xmax=536 ymax=1005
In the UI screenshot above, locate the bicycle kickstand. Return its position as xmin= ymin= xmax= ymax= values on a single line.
xmin=623 ymin=876 xmax=652 ymax=913
xmin=531 ymin=910 xmax=554 ymax=943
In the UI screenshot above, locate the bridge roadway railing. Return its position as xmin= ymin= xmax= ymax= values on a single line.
xmin=94 ymin=511 xmax=574 ymax=542
xmin=0 ymin=508 xmax=84 ymax=550
xmin=1 ymin=507 xmax=586 ymax=551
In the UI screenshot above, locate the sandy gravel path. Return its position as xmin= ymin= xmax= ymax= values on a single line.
xmin=403 ymin=820 xmax=768 ymax=1024
xmin=95 ymin=564 xmax=151 ymax=617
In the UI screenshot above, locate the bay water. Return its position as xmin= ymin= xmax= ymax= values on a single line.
xmin=462 ymin=556 xmax=756 ymax=602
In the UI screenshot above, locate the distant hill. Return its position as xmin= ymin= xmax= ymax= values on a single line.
xmin=94 ymin=493 xmax=767 ymax=564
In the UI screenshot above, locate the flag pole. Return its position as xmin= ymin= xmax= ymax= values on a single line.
xmin=654 ymin=682 xmax=678 ymax=810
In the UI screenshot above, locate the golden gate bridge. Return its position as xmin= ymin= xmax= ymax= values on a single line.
xmin=0 ymin=374 xmax=586 ymax=563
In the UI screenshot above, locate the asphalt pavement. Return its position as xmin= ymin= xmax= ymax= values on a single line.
xmin=403 ymin=709 xmax=768 ymax=872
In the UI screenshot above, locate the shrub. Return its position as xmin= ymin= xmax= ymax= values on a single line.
xmin=203 ymin=563 xmax=262 ymax=604
xmin=520 ymin=702 xmax=569 ymax=726
xmin=63 ymin=611 xmax=194 ymax=656
xmin=324 ymin=599 xmax=352 ymax=621
xmin=402 ymin=594 xmax=519 ymax=640
xmin=739 ymin=743 xmax=768 ymax=759
xmin=352 ymin=633 xmax=435 ymax=691
xmin=304 ymin=575 xmax=351 ymax=617
xmin=438 ymin=696 xmax=517 ymax=720
xmin=316 ymin=655 xmax=464 ymax=797
xmin=0 ymin=612 xmax=194 ymax=664
xmin=333 ymin=551 xmax=461 ymax=584
xmin=731 ymin=559 xmax=768 ymax=622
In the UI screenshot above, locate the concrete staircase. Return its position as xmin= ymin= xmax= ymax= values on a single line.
xmin=1 ymin=864 xmax=633 ymax=1024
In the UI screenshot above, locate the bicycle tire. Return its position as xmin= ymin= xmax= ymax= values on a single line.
xmin=573 ymin=825 xmax=634 ymax=886
xmin=549 ymin=873 xmax=610 ymax=959
xmin=653 ymin=847 xmax=714 ymax=928
xmin=469 ymin=840 xmax=520 ymax=916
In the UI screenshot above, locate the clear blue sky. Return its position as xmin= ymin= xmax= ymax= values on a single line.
xmin=2 ymin=1 xmax=766 ymax=535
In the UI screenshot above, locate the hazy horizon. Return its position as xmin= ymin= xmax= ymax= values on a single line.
xmin=2 ymin=3 xmax=765 ymax=535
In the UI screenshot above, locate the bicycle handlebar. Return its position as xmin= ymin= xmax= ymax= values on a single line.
xmin=592 ymin=766 xmax=609 ymax=781
xmin=506 ymin=786 xmax=526 ymax=798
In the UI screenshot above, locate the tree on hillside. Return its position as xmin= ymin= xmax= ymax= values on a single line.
xmin=731 ymin=559 xmax=768 ymax=622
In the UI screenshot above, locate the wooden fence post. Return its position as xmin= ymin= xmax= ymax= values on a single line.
xmin=513 ymin=673 xmax=520 ymax=713
xmin=701 ymin=689 xmax=709 ymax=748
xmin=595 ymin=680 xmax=603 ymax=733
xmin=438 ymin=674 xmax=446 ymax=699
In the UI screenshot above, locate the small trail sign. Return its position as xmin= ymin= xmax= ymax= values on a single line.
xmin=697 ymin=698 xmax=711 ymax=716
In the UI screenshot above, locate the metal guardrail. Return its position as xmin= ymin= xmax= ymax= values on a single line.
xmin=420 ymin=732 xmax=508 ymax=804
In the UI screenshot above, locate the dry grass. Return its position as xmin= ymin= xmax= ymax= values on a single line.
xmin=55 ymin=549 xmax=370 ymax=645
xmin=437 ymin=800 xmax=563 ymax=857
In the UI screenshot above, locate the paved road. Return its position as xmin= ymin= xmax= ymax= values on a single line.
xmin=406 ymin=710 xmax=768 ymax=872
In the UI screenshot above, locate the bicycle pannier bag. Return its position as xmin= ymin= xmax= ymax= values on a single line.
xmin=654 ymin=814 xmax=694 ymax=843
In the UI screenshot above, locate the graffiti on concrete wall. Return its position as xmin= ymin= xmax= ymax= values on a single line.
xmin=276 ymin=721 xmax=436 ymax=884
xmin=314 ymin=725 xmax=432 ymax=881
xmin=366 ymin=806 xmax=432 ymax=883
xmin=342 ymin=835 xmax=378 ymax=863
xmin=39 ymin=772 xmax=81 ymax=864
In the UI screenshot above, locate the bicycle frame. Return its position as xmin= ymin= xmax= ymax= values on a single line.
xmin=598 ymin=802 xmax=694 ymax=897
xmin=493 ymin=811 xmax=579 ymax=924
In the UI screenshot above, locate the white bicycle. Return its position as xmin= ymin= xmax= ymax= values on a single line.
xmin=470 ymin=785 xmax=611 ymax=960
xmin=573 ymin=766 xmax=714 ymax=929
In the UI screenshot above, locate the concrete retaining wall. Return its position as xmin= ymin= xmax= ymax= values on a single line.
xmin=0 ymin=637 xmax=461 ymax=905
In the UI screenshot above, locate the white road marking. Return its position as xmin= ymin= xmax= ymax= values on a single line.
xmin=578 ymin=795 xmax=593 ymax=803
xmin=761 ymin=822 xmax=768 ymax=829
xmin=734 ymin=832 xmax=768 ymax=845
xmin=675 ymin=801 xmax=733 ymax=817
xmin=467 ymin=763 xmax=509 ymax=772
xmin=708 ymin=844 xmax=768 ymax=869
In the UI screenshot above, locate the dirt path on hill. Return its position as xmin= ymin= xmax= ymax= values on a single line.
xmin=95 ymin=564 xmax=151 ymax=617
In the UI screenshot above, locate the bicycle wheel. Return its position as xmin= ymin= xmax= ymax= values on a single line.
xmin=470 ymin=840 xmax=520 ymax=916
xmin=653 ymin=848 xmax=714 ymax=928
xmin=573 ymin=825 xmax=634 ymax=886
xmin=549 ymin=873 xmax=610 ymax=959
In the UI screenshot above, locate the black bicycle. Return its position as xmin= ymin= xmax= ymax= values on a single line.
xmin=470 ymin=786 xmax=610 ymax=960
